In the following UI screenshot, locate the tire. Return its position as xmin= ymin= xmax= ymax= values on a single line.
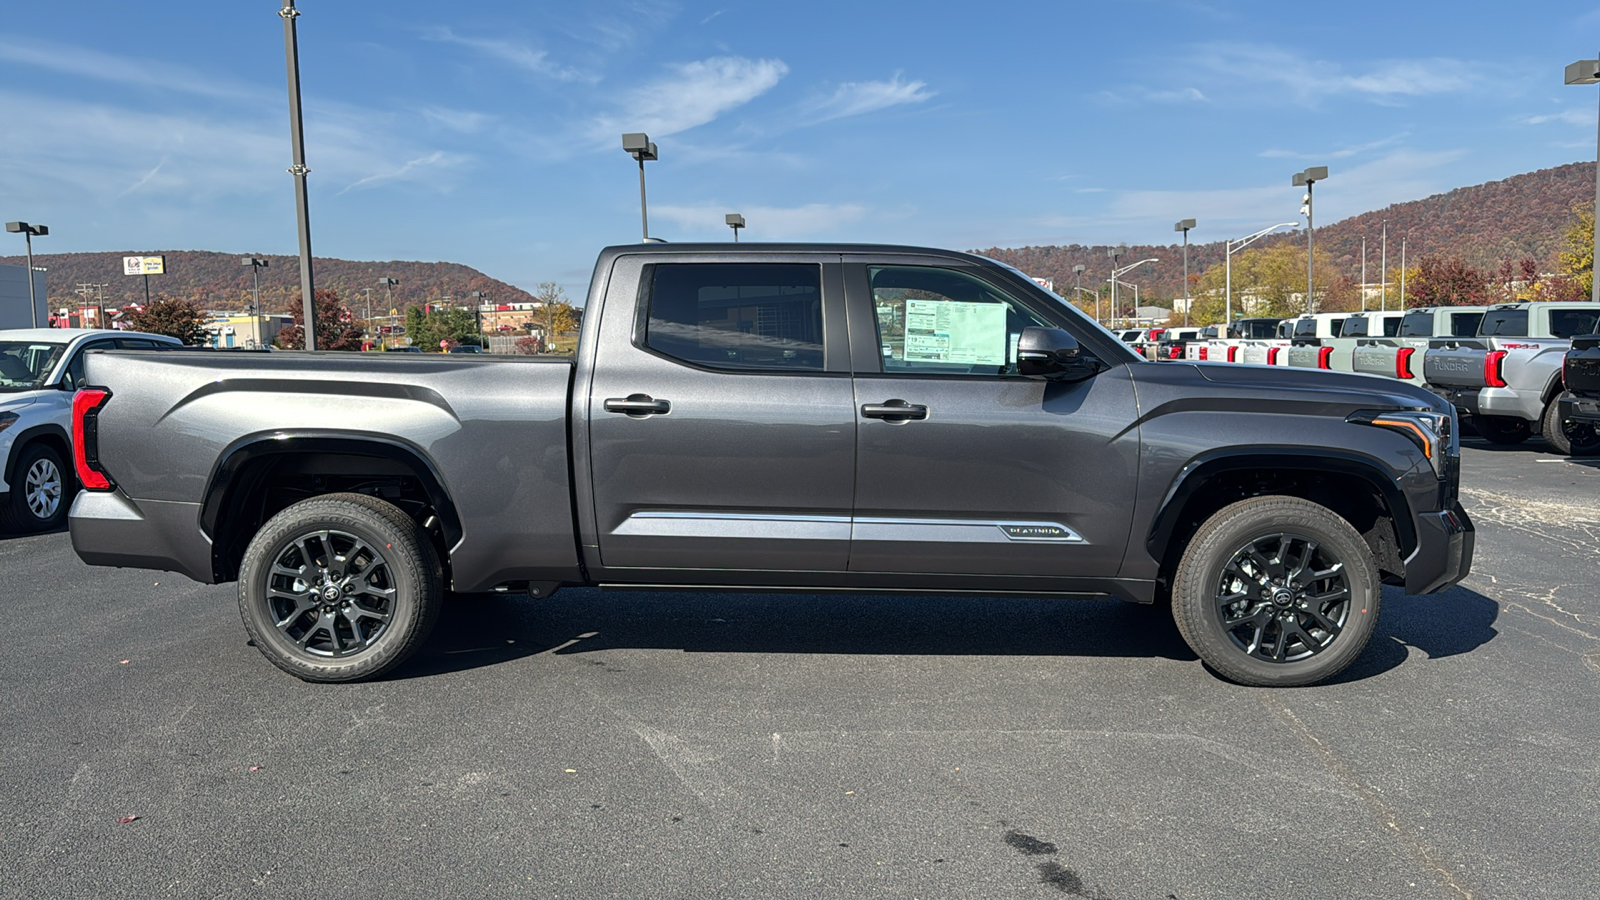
xmin=1 ymin=443 xmax=71 ymax=534
xmin=1171 ymin=496 xmax=1380 ymax=687
xmin=238 ymin=492 xmax=443 ymax=683
xmin=1473 ymin=415 xmax=1531 ymax=445
xmin=1542 ymin=398 xmax=1600 ymax=457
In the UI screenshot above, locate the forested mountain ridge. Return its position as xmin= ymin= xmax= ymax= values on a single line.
xmin=978 ymin=161 xmax=1595 ymax=302
xmin=0 ymin=249 xmax=536 ymax=314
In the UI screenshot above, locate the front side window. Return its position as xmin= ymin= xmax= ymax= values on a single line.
xmin=1379 ymin=317 xmax=1402 ymax=337
xmin=643 ymin=263 xmax=823 ymax=371
xmin=869 ymin=266 xmax=1051 ymax=376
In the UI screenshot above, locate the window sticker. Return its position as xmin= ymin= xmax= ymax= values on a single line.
xmin=902 ymin=299 xmax=1007 ymax=365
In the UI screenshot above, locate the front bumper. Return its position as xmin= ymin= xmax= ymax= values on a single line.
xmin=1558 ymin=391 xmax=1600 ymax=426
xmin=1404 ymin=502 xmax=1475 ymax=595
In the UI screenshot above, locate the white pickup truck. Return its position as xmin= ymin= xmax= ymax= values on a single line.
xmin=1287 ymin=312 xmax=1403 ymax=372
xmin=1423 ymin=302 xmax=1600 ymax=453
xmin=1238 ymin=319 xmax=1293 ymax=366
xmin=1352 ymin=306 xmax=1485 ymax=384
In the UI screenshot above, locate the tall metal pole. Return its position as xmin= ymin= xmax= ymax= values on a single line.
xmin=1400 ymin=237 xmax=1407 ymax=307
xmin=1225 ymin=240 xmax=1233 ymax=325
xmin=281 ymin=0 xmax=317 ymax=350
xmin=24 ymin=231 xmax=37 ymax=328
xmin=1380 ymin=222 xmax=1388 ymax=312
xmin=638 ymin=159 xmax=649 ymax=241
xmin=1305 ymin=181 xmax=1315 ymax=314
xmin=1361 ymin=236 xmax=1367 ymax=311
xmin=1594 ymin=72 xmax=1600 ymax=302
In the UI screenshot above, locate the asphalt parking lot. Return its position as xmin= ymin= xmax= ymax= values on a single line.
xmin=3 ymin=438 xmax=1597 ymax=900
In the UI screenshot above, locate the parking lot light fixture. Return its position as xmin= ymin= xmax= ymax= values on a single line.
xmin=1111 ymin=255 xmax=1157 ymax=329
xmin=6 ymin=221 xmax=48 ymax=328
xmin=240 ymin=257 xmax=269 ymax=316
xmin=621 ymin=133 xmax=658 ymax=241
xmin=1292 ymin=166 xmax=1328 ymax=312
xmin=1567 ymin=58 xmax=1600 ymax=302
xmin=1226 ymin=222 xmax=1297 ymax=325
xmin=725 ymin=213 xmax=745 ymax=242
xmin=1175 ymin=219 xmax=1196 ymax=326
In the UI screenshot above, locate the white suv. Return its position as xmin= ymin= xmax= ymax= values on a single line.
xmin=0 ymin=329 xmax=181 ymax=533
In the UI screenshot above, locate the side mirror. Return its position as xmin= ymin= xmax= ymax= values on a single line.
xmin=1017 ymin=327 xmax=1098 ymax=380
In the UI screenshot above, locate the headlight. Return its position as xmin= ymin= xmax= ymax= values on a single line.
xmin=0 ymin=411 xmax=18 ymax=433
xmin=1348 ymin=408 xmax=1455 ymax=477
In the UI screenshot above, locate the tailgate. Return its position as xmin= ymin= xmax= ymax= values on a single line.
xmin=1567 ymin=334 xmax=1600 ymax=394
xmin=1424 ymin=339 xmax=1486 ymax=388
xmin=1352 ymin=341 xmax=1399 ymax=378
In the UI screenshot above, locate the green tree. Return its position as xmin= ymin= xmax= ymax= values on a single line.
xmin=403 ymin=303 xmax=478 ymax=351
xmin=1187 ymin=244 xmax=1342 ymax=325
xmin=274 ymin=289 xmax=365 ymax=350
xmin=1559 ymin=202 xmax=1594 ymax=300
xmin=534 ymin=282 xmax=579 ymax=348
xmin=127 ymin=297 xmax=208 ymax=345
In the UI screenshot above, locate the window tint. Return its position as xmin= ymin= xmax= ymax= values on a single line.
xmin=1232 ymin=320 xmax=1278 ymax=340
xmin=115 ymin=338 xmax=159 ymax=349
xmin=1340 ymin=317 xmax=1369 ymax=338
xmin=1399 ymin=311 xmax=1434 ymax=337
xmin=643 ymin=263 xmax=823 ymax=371
xmin=869 ymin=266 xmax=1051 ymax=376
xmin=1449 ymin=312 xmax=1484 ymax=337
xmin=62 ymin=340 xmax=118 ymax=390
xmin=1550 ymin=308 xmax=1600 ymax=339
xmin=1479 ymin=309 xmax=1528 ymax=337
xmin=1379 ymin=316 xmax=1401 ymax=337
xmin=1329 ymin=318 xmax=1347 ymax=337
xmin=1292 ymin=319 xmax=1316 ymax=338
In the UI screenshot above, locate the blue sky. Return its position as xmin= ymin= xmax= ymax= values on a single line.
xmin=2 ymin=1 xmax=1599 ymax=298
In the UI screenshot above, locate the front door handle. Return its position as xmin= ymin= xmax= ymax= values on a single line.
xmin=861 ymin=400 xmax=928 ymax=421
xmin=604 ymin=394 xmax=671 ymax=416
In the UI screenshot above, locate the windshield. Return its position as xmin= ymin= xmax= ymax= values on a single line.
xmin=0 ymin=342 xmax=67 ymax=391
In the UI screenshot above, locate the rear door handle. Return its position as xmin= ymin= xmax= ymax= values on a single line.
xmin=604 ymin=395 xmax=671 ymax=416
xmin=861 ymin=400 xmax=927 ymax=421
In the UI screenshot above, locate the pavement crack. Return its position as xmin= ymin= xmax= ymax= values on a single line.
xmin=1260 ymin=694 xmax=1478 ymax=900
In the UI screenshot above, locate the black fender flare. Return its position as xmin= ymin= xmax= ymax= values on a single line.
xmin=200 ymin=429 xmax=464 ymax=559
xmin=1145 ymin=447 xmax=1418 ymax=560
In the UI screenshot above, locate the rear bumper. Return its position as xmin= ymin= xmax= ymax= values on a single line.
xmin=1427 ymin=385 xmax=1481 ymax=416
xmin=1404 ymin=502 xmax=1475 ymax=595
xmin=69 ymin=491 xmax=214 ymax=583
xmin=1477 ymin=386 xmax=1541 ymax=421
xmin=1559 ymin=391 xmax=1600 ymax=425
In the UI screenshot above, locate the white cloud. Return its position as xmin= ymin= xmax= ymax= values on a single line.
xmin=421 ymin=27 xmax=591 ymax=82
xmin=0 ymin=36 xmax=263 ymax=100
xmin=653 ymin=202 xmax=867 ymax=239
xmin=337 ymin=151 xmax=469 ymax=195
xmin=1178 ymin=42 xmax=1480 ymax=105
xmin=1525 ymin=108 xmax=1595 ymax=127
xmin=804 ymin=73 xmax=934 ymax=122
xmin=587 ymin=56 xmax=788 ymax=146
xmin=1258 ymin=133 xmax=1408 ymax=160
xmin=421 ymin=106 xmax=495 ymax=134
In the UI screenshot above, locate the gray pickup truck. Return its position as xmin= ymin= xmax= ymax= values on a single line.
xmin=1423 ymin=301 xmax=1600 ymax=454
xmin=1557 ymin=334 xmax=1600 ymax=451
xmin=1352 ymin=306 xmax=1485 ymax=385
xmin=67 ymin=244 xmax=1474 ymax=687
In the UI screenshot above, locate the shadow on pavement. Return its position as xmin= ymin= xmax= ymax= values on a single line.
xmin=397 ymin=589 xmax=1199 ymax=680
xmin=1329 ymin=584 xmax=1500 ymax=684
xmin=0 ymin=523 xmax=67 ymax=542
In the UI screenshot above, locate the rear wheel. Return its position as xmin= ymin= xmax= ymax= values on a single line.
xmin=1473 ymin=415 xmax=1531 ymax=445
xmin=238 ymin=493 xmax=443 ymax=683
xmin=1171 ymin=496 xmax=1380 ymax=687
xmin=1542 ymin=398 xmax=1600 ymax=456
xmin=1 ymin=443 xmax=71 ymax=534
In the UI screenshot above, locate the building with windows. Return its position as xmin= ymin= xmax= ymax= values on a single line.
xmin=203 ymin=312 xmax=291 ymax=349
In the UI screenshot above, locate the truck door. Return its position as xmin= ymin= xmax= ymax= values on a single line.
xmin=586 ymin=255 xmax=857 ymax=574
xmin=842 ymin=260 xmax=1141 ymax=582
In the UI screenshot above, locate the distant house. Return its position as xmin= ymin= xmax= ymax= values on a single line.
xmin=203 ymin=311 xmax=292 ymax=349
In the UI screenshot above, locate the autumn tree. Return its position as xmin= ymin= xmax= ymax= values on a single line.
xmin=127 ymin=297 xmax=208 ymax=345
xmin=1186 ymin=244 xmax=1341 ymax=325
xmin=534 ymin=283 xmax=579 ymax=349
xmin=274 ymin=289 xmax=365 ymax=350
xmin=1560 ymin=202 xmax=1594 ymax=300
xmin=1402 ymin=256 xmax=1491 ymax=307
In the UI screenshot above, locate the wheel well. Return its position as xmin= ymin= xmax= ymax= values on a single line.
xmin=6 ymin=429 xmax=72 ymax=489
xmin=1154 ymin=467 xmax=1410 ymax=597
xmin=206 ymin=446 xmax=459 ymax=583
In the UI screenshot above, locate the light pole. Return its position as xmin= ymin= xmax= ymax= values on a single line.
xmin=1380 ymin=221 xmax=1388 ymax=311
xmin=725 ymin=213 xmax=745 ymax=242
xmin=278 ymin=0 xmax=317 ymax=349
xmin=1175 ymin=219 xmax=1196 ymax=326
xmin=378 ymin=277 xmax=397 ymax=350
xmin=1226 ymin=222 xmax=1297 ymax=325
xmin=1105 ymin=246 xmax=1124 ymax=326
xmin=1566 ymin=57 xmax=1600 ymax=302
xmin=621 ymin=132 xmax=658 ymax=241
xmin=1111 ymin=257 xmax=1158 ymax=328
xmin=1293 ymin=166 xmax=1329 ymax=313
xmin=1400 ymin=236 xmax=1407 ymax=307
xmin=1360 ymin=236 xmax=1367 ymax=311
xmin=5 ymin=222 xmax=47 ymax=328
xmin=467 ymin=290 xmax=487 ymax=341
xmin=241 ymin=257 xmax=269 ymax=348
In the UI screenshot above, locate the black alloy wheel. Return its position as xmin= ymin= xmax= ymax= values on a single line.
xmin=1172 ymin=496 xmax=1380 ymax=686
xmin=239 ymin=493 xmax=442 ymax=682
xmin=1542 ymin=398 xmax=1600 ymax=457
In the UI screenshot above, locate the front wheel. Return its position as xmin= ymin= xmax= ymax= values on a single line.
xmin=238 ymin=493 xmax=443 ymax=682
xmin=1542 ymin=398 xmax=1600 ymax=456
xmin=1473 ymin=415 xmax=1531 ymax=445
xmin=1 ymin=443 xmax=71 ymax=534
xmin=1171 ymin=496 xmax=1380 ymax=687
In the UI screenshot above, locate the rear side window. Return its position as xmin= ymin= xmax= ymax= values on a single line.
xmin=1479 ymin=309 xmax=1528 ymax=337
xmin=643 ymin=263 xmax=824 ymax=371
xmin=1399 ymin=311 xmax=1434 ymax=337
xmin=1379 ymin=317 xmax=1401 ymax=337
xmin=1550 ymin=308 xmax=1600 ymax=339
xmin=1449 ymin=312 xmax=1483 ymax=337
xmin=1329 ymin=318 xmax=1347 ymax=337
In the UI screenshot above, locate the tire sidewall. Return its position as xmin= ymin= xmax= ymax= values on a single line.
xmin=6 ymin=443 xmax=71 ymax=532
xmin=1545 ymin=399 xmax=1600 ymax=456
xmin=1175 ymin=498 xmax=1380 ymax=687
xmin=239 ymin=500 xmax=432 ymax=682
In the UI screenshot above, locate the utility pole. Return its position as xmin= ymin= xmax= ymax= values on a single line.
xmin=1361 ymin=236 xmax=1367 ymax=311
xmin=1380 ymin=221 xmax=1388 ymax=312
xmin=1400 ymin=237 xmax=1407 ymax=308
xmin=280 ymin=0 xmax=317 ymax=349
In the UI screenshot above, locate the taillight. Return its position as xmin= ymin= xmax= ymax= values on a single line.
xmin=1199 ymin=347 xmax=1208 ymax=361
xmin=1485 ymin=350 xmax=1508 ymax=388
xmin=1169 ymin=346 xmax=1181 ymax=359
xmin=1317 ymin=347 xmax=1334 ymax=369
xmin=72 ymin=388 xmax=114 ymax=491
xmin=1267 ymin=347 xmax=1281 ymax=365
xmin=1227 ymin=346 xmax=1239 ymax=362
xmin=1396 ymin=347 xmax=1416 ymax=380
